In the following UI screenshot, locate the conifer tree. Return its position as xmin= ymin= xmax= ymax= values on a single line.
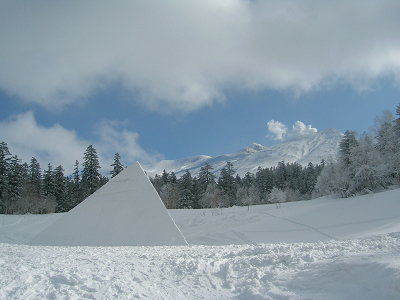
xmin=81 ymin=145 xmax=101 ymax=197
xmin=255 ymin=167 xmax=269 ymax=203
xmin=29 ymin=157 xmax=42 ymax=198
xmin=53 ymin=165 xmax=67 ymax=212
xmin=274 ymin=161 xmax=287 ymax=190
xmin=150 ymin=174 xmax=164 ymax=195
xmin=198 ymin=163 xmax=216 ymax=190
xmin=339 ymin=130 xmax=359 ymax=167
xmin=161 ymin=169 xmax=169 ymax=184
xmin=168 ymin=172 xmax=177 ymax=184
xmin=110 ymin=153 xmax=124 ymax=178
xmin=0 ymin=142 xmax=11 ymax=213
xmin=198 ymin=163 xmax=216 ymax=205
xmin=191 ymin=176 xmax=202 ymax=209
xmin=5 ymin=155 xmax=24 ymax=214
xmin=242 ymin=172 xmax=254 ymax=188
xmin=73 ymin=160 xmax=80 ymax=185
xmin=178 ymin=170 xmax=194 ymax=209
xmin=42 ymin=163 xmax=54 ymax=198
xmin=70 ymin=160 xmax=83 ymax=207
xmin=303 ymin=162 xmax=317 ymax=196
xmin=218 ymin=161 xmax=236 ymax=206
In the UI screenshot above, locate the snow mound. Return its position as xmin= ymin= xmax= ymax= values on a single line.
xmin=27 ymin=162 xmax=187 ymax=246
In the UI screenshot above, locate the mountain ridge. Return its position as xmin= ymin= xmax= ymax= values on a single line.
xmin=143 ymin=128 xmax=343 ymax=178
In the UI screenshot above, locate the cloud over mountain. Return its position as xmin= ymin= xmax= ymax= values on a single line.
xmin=293 ymin=121 xmax=318 ymax=136
xmin=267 ymin=120 xmax=288 ymax=141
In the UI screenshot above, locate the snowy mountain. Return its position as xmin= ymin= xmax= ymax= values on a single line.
xmin=144 ymin=128 xmax=344 ymax=177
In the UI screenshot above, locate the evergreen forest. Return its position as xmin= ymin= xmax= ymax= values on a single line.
xmin=0 ymin=145 xmax=124 ymax=214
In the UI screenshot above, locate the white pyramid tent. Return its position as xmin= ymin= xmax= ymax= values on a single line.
xmin=28 ymin=162 xmax=188 ymax=246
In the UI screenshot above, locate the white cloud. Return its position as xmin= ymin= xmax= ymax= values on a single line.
xmin=1 ymin=1 xmax=399 ymax=112
xmin=292 ymin=121 xmax=318 ymax=136
xmin=267 ymin=120 xmax=287 ymax=141
xmin=267 ymin=120 xmax=318 ymax=141
xmin=0 ymin=112 xmax=158 ymax=175
xmin=93 ymin=120 xmax=162 ymax=170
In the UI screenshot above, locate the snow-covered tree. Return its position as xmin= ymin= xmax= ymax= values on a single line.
xmin=160 ymin=182 xmax=180 ymax=209
xmin=371 ymin=110 xmax=399 ymax=185
xmin=199 ymin=183 xmax=224 ymax=208
xmin=339 ymin=130 xmax=359 ymax=167
xmin=314 ymin=160 xmax=351 ymax=198
xmin=268 ymin=187 xmax=286 ymax=208
xmin=236 ymin=185 xmax=260 ymax=210
xmin=394 ymin=104 xmax=400 ymax=184
xmin=349 ymin=134 xmax=389 ymax=193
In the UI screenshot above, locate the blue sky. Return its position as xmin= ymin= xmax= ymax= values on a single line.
xmin=1 ymin=1 xmax=400 ymax=175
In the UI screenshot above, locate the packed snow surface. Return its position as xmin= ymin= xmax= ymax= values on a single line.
xmin=1 ymin=188 xmax=400 ymax=299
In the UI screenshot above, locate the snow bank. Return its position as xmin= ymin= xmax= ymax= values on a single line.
xmin=1 ymin=233 xmax=399 ymax=299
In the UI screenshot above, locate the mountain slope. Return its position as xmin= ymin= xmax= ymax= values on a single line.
xmin=144 ymin=128 xmax=343 ymax=177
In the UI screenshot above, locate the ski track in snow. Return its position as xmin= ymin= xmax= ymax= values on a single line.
xmin=1 ymin=233 xmax=399 ymax=300
xmin=0 ymin=214 xmax=62 ymax=244
xmin=261 ymin=211 xmax=338 ymax=241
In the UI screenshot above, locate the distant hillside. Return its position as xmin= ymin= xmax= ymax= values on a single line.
xmin=144 ymin=128 xmax=343 ymax=177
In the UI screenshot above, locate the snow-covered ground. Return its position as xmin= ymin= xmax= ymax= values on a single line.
xmin=1 ymin=189 xmax=400 ymax=299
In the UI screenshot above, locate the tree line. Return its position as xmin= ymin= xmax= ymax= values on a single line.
xmin=151 ymin=160 xmax=325 ymax=210
xmin=0 ymin=145 xmax=124 ymax=214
